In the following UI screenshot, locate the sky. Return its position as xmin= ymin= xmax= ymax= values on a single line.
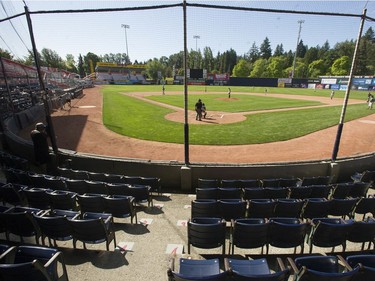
xmin=0 ymin=0 xmax=375 ymax=64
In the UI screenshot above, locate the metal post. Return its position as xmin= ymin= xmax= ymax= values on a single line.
xmin=24 ymin=5 xmax=58 ymax=153
xmin=291 ymin=20 xmax=304 ymax=79
xmin=183 ymin=0 xmax=189 ymax=165
xmin=331 ymin=9 xmax=366 ymax=161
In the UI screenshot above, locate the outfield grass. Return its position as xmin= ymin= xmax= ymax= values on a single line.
xmin=102 ymin=85 xmax=373 ymax=145
xmin=147 ymin=94 xmax=322 ymax=112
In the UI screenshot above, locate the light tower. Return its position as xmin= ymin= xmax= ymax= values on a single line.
xmin=291 ymin=20 xmax=304 ymax=78
xmin=121 ymin=24 xmax=130 ymax=62
xmin=193 ymin=35 xmax=200 ymax=52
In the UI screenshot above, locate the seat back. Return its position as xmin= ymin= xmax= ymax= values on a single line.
xmin=289 ymin=186 xmax=312 ymax=199
xmin=221 ymin=179 xmax=240 ymax=188
xmin=77 ymin=194 xmax=105 ymax=213
xmin=309 ymin=185 xmax=332 ymax=199
xmin=239 ymin=179 xmax=260 ymax=188
xmin=301 ymin=198 xmax=331 ymax=219
xmin=197 ymin=178 xmax=218 ymax=189
xmin=243 ymin=188 xmax=265 ymax=200
xmin=274 ymin=199 xmax=304 ymax=218
xmin=65 ymin=179 xmax=88 ymax=194
xmin=191 ymin=199 xmax=219 ymax=218
xmin=1 ymin=207 xmax=41 ymax=242
xmin=349 ymin=182 xmax=371 ymax=198
xmin=346 ymin=220 xmax=375 ymax=246
xmin=218 ymin=188 xmax=242 ymax=200
xmin=196 ymin=188 xmax=218 ymax=200
xmin=85 ymin=180 xmax=108 ymax=195
xmin=44 ymin=177 xmax=67 ymax=191
xmin=328 ymin=198 xmax=358 ymax=218
xmin=331 ymin=183 xmax=353 ymax=199
xmin=103 ymin=195 xmax=137 ymax=223
xmin=231 ymin=219 xmax=269 ymax=253
xmin=301 ymin=176 xmax=331 ymax=186
xmin=248 ymin=199 xmax=276 ymax=218
xmin=47 ymin=190 xmax=77 ymax=211
xmin=264 ymin=187 xmax=290 ymax=199
xmin=127 ymin=185 xmax=152 ymax=206
xmin=188 ymin=218 xmax=226 ymax=254
xmin=23 ymin=188 xmax=51 ymax=209
xmin=106 ymin=183 xmax=131 ymax=196
xmin=269 ymin=218 xmax=309 ymax=253
xmin=353 ymin=196 xmax=375 ymax=219
xmin=33 ymin=214 xmax=73 ymax=242
xmin=310 ymin=218 xmax=353 ymax=252
xmin=218 ymin=199 xmax=246 ymax=221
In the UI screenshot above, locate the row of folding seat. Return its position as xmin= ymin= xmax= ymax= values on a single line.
xmin=197 ymin=176 xmax=332 ymax=189
xmin=168 ymin=254 xmax=375 ymax=281
xmin=196 ymin=182 xmax=371 ymax=201
xmin=0 ymin=151 xmax=29 ymax=171
xmin=187 ymin=216 xmax=375 ymax=256
xmin=2 ymin=167 xmax=161 ymax=195
xmin=57 ymin=166 xmax=162 ymax=194
xmin=0 ymin=183 xmax=143 ymax=221
xmin=0 ymin=244 xmax=69 ymax=281
xmin=1 ymin=174 xmax=153 ymax=206
xmin=0 ymin=205 xmax=117 ymax=251
xmin=192 ymin=197 xmax=375 ymax=221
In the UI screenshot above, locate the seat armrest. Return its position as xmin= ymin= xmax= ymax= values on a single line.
xmin=223 ymin=258 xmax=231 ymax=272
xmin=277 ymin=257 xmax=287 ymax=271
xmin=337 ymin=255 xmax=353 ymax=271
xmin=0 ymin=246 xmax=17 ymax=263
xmin=44 ymin=251 xmax=62 ymax=268
xmin=287 ymin=257 xmax=299 ymax=274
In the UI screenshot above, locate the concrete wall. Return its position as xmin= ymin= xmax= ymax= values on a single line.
xmin=3 ymin=113 xmax=375 ymax=193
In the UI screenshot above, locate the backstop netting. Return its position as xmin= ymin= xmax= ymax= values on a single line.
xmin=0 ymin=1 xmax=374 ymax=162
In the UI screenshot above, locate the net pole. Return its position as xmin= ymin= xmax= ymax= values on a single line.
xmin=331 ymin=9 xmax=367 ymax=161
xmin=24 ymin=5 xmax=58 ymax=154
xmin=183 ymin=0 xmax=190 ymax=165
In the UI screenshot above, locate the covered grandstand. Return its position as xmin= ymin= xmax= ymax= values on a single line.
xmin=95 ymin=62 xmax=148 ymax=85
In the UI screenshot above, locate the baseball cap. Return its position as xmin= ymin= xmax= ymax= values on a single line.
xmin=35 ymin=122 xmax=46 ymax=129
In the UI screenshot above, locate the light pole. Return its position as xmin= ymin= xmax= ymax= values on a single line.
xmin=121 ymin=24 xmax=130 ymax=63
xmin=291 ymin=20 xmax=304 ymax=78
xmin=193 ymin=35 xmax=200 ymax=52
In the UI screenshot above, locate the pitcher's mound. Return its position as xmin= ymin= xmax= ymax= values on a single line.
xmin=165 ymin=110 xmax=246 ymax=124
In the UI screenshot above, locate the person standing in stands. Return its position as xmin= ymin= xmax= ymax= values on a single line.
xmin=195 ymin=99 xmax=203 ymax=121
xmin=30 ymin=122 xmax=51 ymax=173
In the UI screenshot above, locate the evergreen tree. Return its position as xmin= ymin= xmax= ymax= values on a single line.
xmin=260 ymin=37 xmax=272 ymax=59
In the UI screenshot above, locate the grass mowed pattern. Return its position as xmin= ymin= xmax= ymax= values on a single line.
xmin=102 ymin=85 xmax=372 ymax=145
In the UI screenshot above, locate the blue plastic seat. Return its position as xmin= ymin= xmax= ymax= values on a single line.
xmin=225 ymin=257 xmax=290 ymax=281
xmin=168 ymin=257 xmax=228 ymax=281
xmin=288 ymin=255 xmax=360 ymax=281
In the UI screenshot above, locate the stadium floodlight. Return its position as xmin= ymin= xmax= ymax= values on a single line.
xmin=291 ymin=20 xmax=304 ymax=78
xmin=121 ymin=24 xmax=130 ymax=63
xmin=193 ymin=35 xmax=200 ymax=52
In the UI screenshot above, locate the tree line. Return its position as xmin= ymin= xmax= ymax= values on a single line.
xmin=1 ymin=27 xmax=374 ymax=80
